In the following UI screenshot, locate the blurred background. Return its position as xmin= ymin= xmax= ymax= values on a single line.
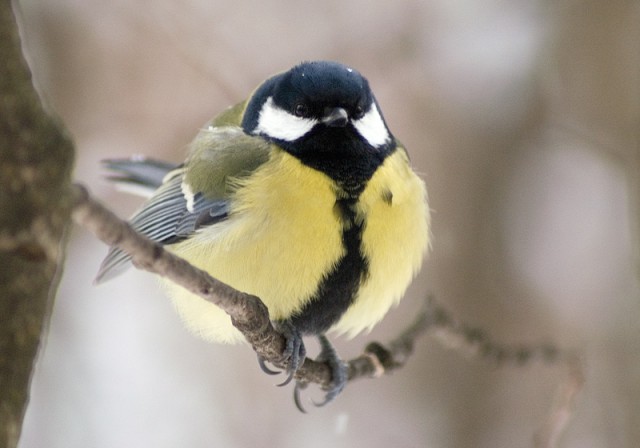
xmin=14 ymin=0 xmax=639 ymax=447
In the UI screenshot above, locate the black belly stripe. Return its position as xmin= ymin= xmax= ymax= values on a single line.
xmin=285 ymin=197 xmax=368 ymax=336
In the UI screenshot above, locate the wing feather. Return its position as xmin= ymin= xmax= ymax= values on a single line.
xmin=95 ymin=125 xmax=272 ymax=283
xmin=95 ymin=171 xmax=230 ymax=283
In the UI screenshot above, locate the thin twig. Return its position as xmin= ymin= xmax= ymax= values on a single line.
xmin=426 ymin=299 xmax=563 ymax=367
xmin=418 ymin=296 xmax=585 ymax=448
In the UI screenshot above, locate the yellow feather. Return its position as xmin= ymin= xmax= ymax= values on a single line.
xmin=163 ymin=148 xmax=345 ymax=343
xmin=162 ymin=146 xmax=429 ymax=344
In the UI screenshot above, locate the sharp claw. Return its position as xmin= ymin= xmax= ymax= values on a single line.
xmin=312 ymin=379 xmax=345 ymax=408
xmin=256 ymin=320 xmax=307 ymax=386
xmin=312 ymin=335 xmax=348 ymax=407
xmin=277 ymin=371 xmax=295 ymax=387
xmin=291 ymin=335 xmax=348 ymax=411
xmin=277 ymin=323 xmax=306 ymax=386
xmin=257 ymin=356 xmax=280 ymax=376
xmin=294 ymin=382 xmax=308 ymax=413
xmin=257 ymin=329 xmax=347 ymax=411
xmin=283 ymin=323 xmax=306 ymax=371
xmin=312 ymin=395 xmax=333 ymax=408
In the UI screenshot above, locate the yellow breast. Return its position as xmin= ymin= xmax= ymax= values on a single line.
xmin=162 ymin=147 xmax=429 ymax=344
xmin=164 ymin=149 xmax=345 ymax=343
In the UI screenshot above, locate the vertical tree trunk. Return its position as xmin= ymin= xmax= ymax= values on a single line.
xmin=0 ymin=2 xmax=75 ymax=447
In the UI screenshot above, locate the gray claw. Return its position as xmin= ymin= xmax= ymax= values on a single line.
xmin=294 ymin=382 xmax=309 ymax=413
xmin=257 ymin=356 xmax=280 ymax=376
xmin=293 ymin=335 xmax=348 ymax=411
xmin=311 ymin=335 xmax=348 ymax=407
xmin=256 ymin=321 xmax=307 ymax=386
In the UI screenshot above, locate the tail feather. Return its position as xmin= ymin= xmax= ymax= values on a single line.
xmin=102 ymin=157 xmax=178 ymax=197
xmin=95 ymin=247 xmax=134 ymax=284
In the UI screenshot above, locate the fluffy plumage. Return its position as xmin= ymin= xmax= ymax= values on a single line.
xmin=98 ymin=60 xmax=430 ymax=405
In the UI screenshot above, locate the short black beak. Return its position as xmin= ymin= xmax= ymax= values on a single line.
xmin=322 ymin=107 xmax=349 ymax=127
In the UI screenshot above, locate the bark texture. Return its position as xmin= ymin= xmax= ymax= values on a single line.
xmin=0 ymin=2 xmax=75 ymax=447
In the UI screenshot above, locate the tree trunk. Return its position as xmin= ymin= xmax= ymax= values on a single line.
xmin=0 ymin=2 xmax=75 ymax=447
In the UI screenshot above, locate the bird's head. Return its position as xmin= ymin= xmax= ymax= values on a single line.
xmin=242 ymin=61 xmax=392 ymax=153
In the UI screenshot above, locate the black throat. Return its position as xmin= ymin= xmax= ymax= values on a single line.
xmin=277 ymin=126 xmax=395 ymax=193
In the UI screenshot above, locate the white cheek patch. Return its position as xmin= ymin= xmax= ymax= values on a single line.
xmin=255 ymin=97 xmax=317 ymax=141
xmin=353 ymin=104 xmax=391 ymax=148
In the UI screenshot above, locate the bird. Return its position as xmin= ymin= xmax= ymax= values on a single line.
xmin=97 ymin=60 xmax=430 ymax=409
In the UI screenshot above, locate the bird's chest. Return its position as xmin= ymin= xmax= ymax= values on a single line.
xmin=182 ymin=149 xmax=427 ymax=337
xmin=186 ymin=151 xmax=354 ymax=322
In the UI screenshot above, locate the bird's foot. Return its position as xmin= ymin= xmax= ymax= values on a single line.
xmin=294 ymin=335 xmax=348 ymax=412
xmin=257 ymin=320 xmax=306 ymax=387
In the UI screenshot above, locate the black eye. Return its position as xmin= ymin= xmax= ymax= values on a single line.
xmin=294 ymin=103 xmax=309 ymax=117
xmin=353 ymin=105 xmax=365 ymax=120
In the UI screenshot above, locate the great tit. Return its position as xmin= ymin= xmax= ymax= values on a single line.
xmin=97 ymin=60 xmax=430 ymax=407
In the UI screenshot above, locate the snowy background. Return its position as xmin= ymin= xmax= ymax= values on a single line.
xmin=15 ymin=1 xmax=639 ymax=447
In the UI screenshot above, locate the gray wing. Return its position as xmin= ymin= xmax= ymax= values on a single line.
xmin=95 ymin=126 xmax=272 ymax=284
xmin=95 ymin=167 xmax=229 ymax=283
